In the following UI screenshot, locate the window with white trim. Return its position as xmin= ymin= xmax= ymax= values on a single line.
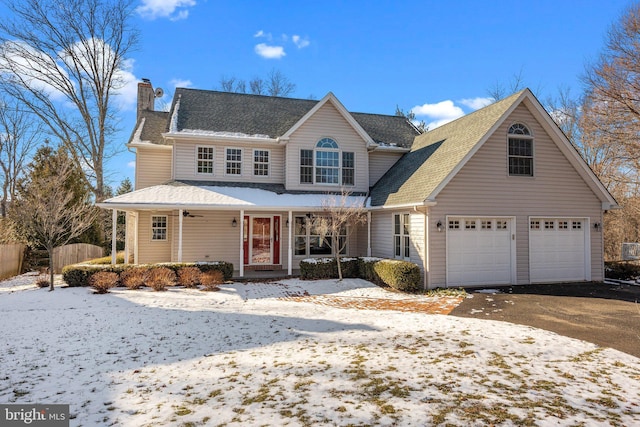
xmin=508 ymin=123 xmax=533 ymax=176
xmin=196 ymin=146 xmax=214 ymax=174
xmin=299 ymin=138 xmax=355 ymax=186
xmin=253 ymin=149 xmax=269 ymax=176
xmin=294 ymin=215 xmax=346 ymax=256
xmin=226 ymin=148 xmax=242 ymax=175
xmin=151 ymin=215 xmax=167 ymax=241
xmin=394 ymin=213 xmax=410 ymax=260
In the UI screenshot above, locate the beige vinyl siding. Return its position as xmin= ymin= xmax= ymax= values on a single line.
xmin=428 ymin=104 xmax=603 ymax=286
xmin=173 ymin=140 xmax=285 ymax=183
xmin=369 ymin=151 xmax=404 ymax=186
xmin=169 ymin=211 xmax=241 ymax=266
xmin=285 ymin=103 xmax=369 ymax=192
xmin=370 ymin=211 xmax=393 ymax=259
xmin=135 ymin=147 xmax=172 ymax=190
xmin=137 ymin=211 xmax=172 ymax=264
xmin=370 ymin=210 xmax=425 ymax=271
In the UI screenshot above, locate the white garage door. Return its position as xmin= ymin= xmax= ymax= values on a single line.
xmin=529 ymin=218 xmax=587 ymax=283
xmin=446 ymin=217 xmax=514 ymax=287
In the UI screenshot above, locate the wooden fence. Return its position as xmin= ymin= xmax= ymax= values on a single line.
xmin=52 ymin=243 xmax=104 ymax=273
xmin=0 ymin=243 xmax=26 ymax=280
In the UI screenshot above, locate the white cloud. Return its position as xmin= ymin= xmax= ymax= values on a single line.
xmin=170 ymin=78 xmax=192 ymax=88
xmin=292 ymin=35 xmax=310 ymax=49
xmin=411 ymin=100 xmax=465 ymax=129
xmin=254 ymin=43 xmax=286 ymax=59
xmin=136 ymin=0 xmax=196 ymax=21
xmin=253 ymin=31 xmax=309 ymax=58
xmin=459 ymin=97 xmax=494 ymax=110
xmin=127 ymin=161 xmax=136 ymax=169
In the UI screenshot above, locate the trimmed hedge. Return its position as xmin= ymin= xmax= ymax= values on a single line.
xmin=61 ymin=261 xmax=234 ymax=287
xmin=62 ymin=264 xmax=127 ymax=287
xmin=373 ymin=259 xmax=422 ymax=292
xmin=299 ymin=257 xmax=360 ymax=280
xmin=300 ymin=256 xmax=421 ymax=292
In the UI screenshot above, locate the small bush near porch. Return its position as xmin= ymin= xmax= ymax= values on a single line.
xmin=300 ymin=257 xmax=421 ymax=292
xmin=62 ymin=261 xmax=233 ymax=287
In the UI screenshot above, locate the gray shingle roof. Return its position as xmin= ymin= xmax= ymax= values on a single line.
xmin=128 ymin=110 xmax=170 ymax=145
xmin=164 ymin=89 xmax=418 ymax=146
xmin=370 ymin=90 xmax=525 ymax=207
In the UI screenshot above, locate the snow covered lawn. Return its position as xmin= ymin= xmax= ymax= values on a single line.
xmin=1 ymin=274 xmax=639 ymax=426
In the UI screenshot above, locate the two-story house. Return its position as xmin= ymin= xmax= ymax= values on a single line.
xmin=99 ymin=80 xmax=618 ymax=289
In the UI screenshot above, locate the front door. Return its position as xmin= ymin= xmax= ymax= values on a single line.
xmin=243 ymin=215 xmax=281 ymax=265
xmin=251 ymin=217 xmax=271 ymax=264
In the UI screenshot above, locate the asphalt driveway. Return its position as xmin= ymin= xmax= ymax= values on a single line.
xmin=450 ymin=282 xmax=640 ymax=358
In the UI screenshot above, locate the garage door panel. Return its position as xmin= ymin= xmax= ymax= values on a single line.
xmin=447 ymin=217 xmax=513 ymax=287
xmin=530 ymin=218 xmax=586 ymax=283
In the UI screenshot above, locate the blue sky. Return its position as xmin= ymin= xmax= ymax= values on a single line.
xmin=107 ymin=0 xmax=630 ymax=188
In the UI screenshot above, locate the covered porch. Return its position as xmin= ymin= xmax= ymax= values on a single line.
xmin=98 ymin=181 xmax=371 ymax=277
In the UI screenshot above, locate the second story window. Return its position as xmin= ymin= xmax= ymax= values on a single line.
xmin=299 ymin=138 xmax=355 ymax=186
xmin=226 ymin=148 xmax=242 ymax=176
xmin=253 ymin=149 xmax=269 ymax=176
xmin=508 ymin=123 xmax=533 ymax=176
xmin=197 ymin=146 xmax=214 ymax=174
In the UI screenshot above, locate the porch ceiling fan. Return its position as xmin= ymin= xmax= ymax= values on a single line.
xmin=182 ymin=210 xmax=203 ymax=218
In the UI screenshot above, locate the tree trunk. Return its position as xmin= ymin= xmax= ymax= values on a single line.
xmin=48 ymin=247 xmax=55 ymax=291
xmin=335 ymin=236 xmax=343 ymax=281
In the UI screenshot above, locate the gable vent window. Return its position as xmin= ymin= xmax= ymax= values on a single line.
xmin=299 ymin=138 xmax=355 ymax=186
xmin=508 ymin=123 xmax=533 ymax=176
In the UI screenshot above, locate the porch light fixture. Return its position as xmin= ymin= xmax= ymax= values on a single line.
xmin=593 ymin=222 xmax=601 ymax=231
xmin=436 ymin=220 xmax=443 ymax=232
xmin=232 ymin=218 xmax=238 ymax=228
xmin=285 ymin=219 xmax=289 ymax=227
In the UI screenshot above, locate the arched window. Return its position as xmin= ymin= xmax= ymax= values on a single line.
xmin=300 ymin=138 xmax=354 ymax=186
xmin=507 ymin=123 xmax=533 ymax=176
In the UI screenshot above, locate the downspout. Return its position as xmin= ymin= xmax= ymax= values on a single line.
xmin=414 ymin=205 xmax=429 ymax=290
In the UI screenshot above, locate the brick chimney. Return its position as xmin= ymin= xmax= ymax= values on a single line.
xmin=137 ymin=78 xmax=155 ymax=121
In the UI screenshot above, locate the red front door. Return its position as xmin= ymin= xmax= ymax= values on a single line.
xmin=244 ymin=215 xmax=281 ymax=265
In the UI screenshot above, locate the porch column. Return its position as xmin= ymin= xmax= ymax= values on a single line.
xmin=367 ymin=211 xmax=372 ymax=257
xmin=111 ymin=209 xmax=117 ymax=265
xmin=133 ymin=212 xmax=139 ymax=264
xmin=288 ymin=210 xmax=293 ymax=275
xmin=178 ymin=209 xmax=183 ymax=262
xmin=124 ymin=212 xmax=129 ymax=264
xmin=239 ymin=209 xmax=244 ymax=277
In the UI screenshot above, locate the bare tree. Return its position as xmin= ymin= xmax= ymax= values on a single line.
xmin=487 ymin=69 xmax=527 ymax=101
xmin=395 ymin=105 xmax=427 ymax=133
xmin=249 ymin=77 xmax=265 ymax=95
xmin=315 ymin=190 xmax=367 ymax=280
xmin=266 ymin=69 xmax=295 ymax=97
xmin=10 ymin=147 xmax=98 ymax=290
xmin=0 ymin=0 xmax=139 ymax=201
xmin=217 ymin=69 xmax=296 ymax=97
xmin=583 ymin=3 xmax=640 ymax=173
xmin=0 ymin=97 xmax=41 ymax=217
